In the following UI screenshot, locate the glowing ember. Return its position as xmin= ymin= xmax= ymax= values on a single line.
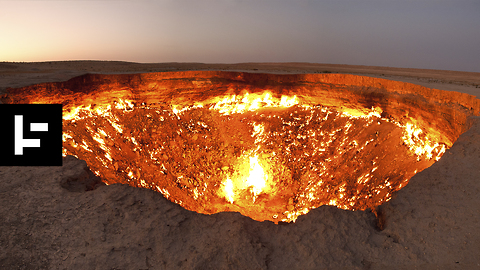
xmin=5 ymin=72 xmax=475 ymax=223
xmin=53 ymin=93 xmax=448 ymax=222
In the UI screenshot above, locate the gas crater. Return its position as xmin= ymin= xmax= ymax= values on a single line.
xmin=4 ymin=71 xmax=477 ymax=223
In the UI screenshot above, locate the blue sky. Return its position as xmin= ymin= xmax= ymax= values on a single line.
xmin=1 ymin=0 xmax=479 ymax=72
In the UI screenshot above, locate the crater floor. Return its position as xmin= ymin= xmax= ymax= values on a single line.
xmin=4 ymin=70 xmax=473 ymax=223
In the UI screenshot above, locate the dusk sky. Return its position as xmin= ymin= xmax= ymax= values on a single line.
xmin=1 ymin=0 xmax=479 ymax=72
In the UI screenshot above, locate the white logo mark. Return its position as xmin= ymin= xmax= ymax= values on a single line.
xmin=14 ymin=115 xmax=49 ymax=155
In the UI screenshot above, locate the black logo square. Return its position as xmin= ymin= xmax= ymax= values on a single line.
xmin=0 ymin=104 xmax=62 ymax=166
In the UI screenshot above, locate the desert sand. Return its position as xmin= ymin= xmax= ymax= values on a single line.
xmin=0 ymin=61 xmax=479 ymax=269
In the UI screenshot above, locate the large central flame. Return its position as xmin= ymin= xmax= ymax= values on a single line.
xmin=246 ymin=155 xmax=268 ymax=197
xmin=221 ymin=154 xmax=270 ymax=204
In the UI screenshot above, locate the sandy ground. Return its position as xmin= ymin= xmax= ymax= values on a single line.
xmin=1 ymin=61 xmax=480 ymax=269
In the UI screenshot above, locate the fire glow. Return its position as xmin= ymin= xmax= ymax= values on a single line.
xmin=5 ymin=72 xmax=473 ymax=223
xmin=56 ymin=92 xmax=446 ymax=223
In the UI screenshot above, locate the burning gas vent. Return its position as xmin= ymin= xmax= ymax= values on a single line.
xmin=4 ymin=71 xmax=477 ymax=223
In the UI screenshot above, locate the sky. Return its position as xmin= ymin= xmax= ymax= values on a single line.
xmin=1 ymin=0 xmax=479 ymax=72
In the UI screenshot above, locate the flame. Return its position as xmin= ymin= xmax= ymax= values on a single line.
xmin=222 ymin=177 xmax=235 ymax=203
xmin=401 ymin=122 xmax=446 ymax=161
xmin=25 ymin=89 xmax=452 ymax=223
xmin=63 ymin=98 xmax=135 ymax=121
xmin=245 ymin=155 xmax=268 ymax=197
xmin=210 ymin=92 xmax=298 ymax=115
xmin=219 ymin=154 xmax=270 ymax=204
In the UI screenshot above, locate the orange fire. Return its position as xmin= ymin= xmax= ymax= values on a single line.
xmin=219 ymin=154 xmax=271 ymax=204
xmin=3 ymin=70 xmax=475 ymax=223
xmin=51 ymin=90 xmax=449 ymax=223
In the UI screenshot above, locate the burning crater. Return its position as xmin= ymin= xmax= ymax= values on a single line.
xmin=4 ymin=72 xmax=478 ymax=223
